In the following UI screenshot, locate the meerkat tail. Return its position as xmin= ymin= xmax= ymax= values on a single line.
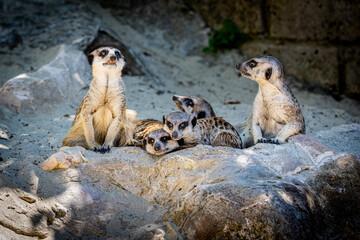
xmin=238 ymin=117 xmax=254 ymax=148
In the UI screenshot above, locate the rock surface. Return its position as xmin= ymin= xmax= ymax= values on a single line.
xmin=39 ymin=133 xmax=360 ymax=239
xmin=0 ymin=45 xmax=91 ymax=113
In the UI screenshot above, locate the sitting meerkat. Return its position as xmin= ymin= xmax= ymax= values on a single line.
xmin=172 ymin=95 xmax=215 ymax=119
xmin=163 ymin=112 xmax=242 ymax=149
xmin=144 ymin=129 xmax=180 ymax=155
xmin=62 ymin=46 xmax=135 ymax=153
xmin=236 ymin=56 xmax=305 ymax=146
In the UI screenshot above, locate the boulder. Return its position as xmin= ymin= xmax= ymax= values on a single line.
xmin=42 ymin=132 xmax=360 ymax=239
xmin=0 ymin=45 xmax=91 ymax=113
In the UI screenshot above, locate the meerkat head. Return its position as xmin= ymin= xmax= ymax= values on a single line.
xmin=236 ymin=56 xmax=284 ymax=84
xmin=88 ymin=46 xmax=125 ymax=71
xmin=172 ymin=95 xmax=215 ymax=119
xmin=144 ymin=129 xmax=179 ymax=155
xmin=163 ymin=112 xmax=197 ymax=141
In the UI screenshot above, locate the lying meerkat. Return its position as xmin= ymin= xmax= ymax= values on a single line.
xmin=172 ymin=95 xmax=215 ymax=119
xmin=144 ymin=129 xmax=180 ymax=155
xmin=62 ymin=46 xmax=135 ymax=153
xmin=132 ymin=118 xmax=163 ymax=147
xmin=236 ymin=56 xmax=305 ymax=146
xmin=163 ymin=112 xmax=242 ymax=149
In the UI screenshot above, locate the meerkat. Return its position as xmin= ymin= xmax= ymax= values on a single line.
xmin=132 ymin=119 xmax=163 ymax=147
xmin=62 ymin=46 xmax=135 ymax=153
xmin=236 ymin=56 xmax=305 ymax=146
xmin=172 ymin=95 xmax=216 ymax=119
xmin=143 ymin=129 xmax=180 ymax=155
xmin=163 ymin=112 xmax=242 ymax=149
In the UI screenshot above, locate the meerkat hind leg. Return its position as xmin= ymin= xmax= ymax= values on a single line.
xmin=274 ymin=122 xmax=302 ymax=144
xmin=62 ymin=121 xmax=89 ymax=149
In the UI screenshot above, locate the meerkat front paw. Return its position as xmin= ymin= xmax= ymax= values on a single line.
xmin=97 ymin=145 xmax=111 ymax=154
xmin=257 ymin=138 xmax=268 ymax=144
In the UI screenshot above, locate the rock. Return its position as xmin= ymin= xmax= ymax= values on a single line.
xmin=183 ymin=0 xmax=265 ymax=35
xmin=314 ymin=124 xmax=360 ymax=159
xmin=47 ymin=134 xmax=359 ymax=239
xmin=240 ymin=41 xmax=339 ymax=92
xmin=267 ymin=0 xmax=360 ymax=42
xmin=0 ymin=188 xmax=69 ymax=239
xmin=42 ymin=146 xmax=88 ymax=171
xmin=0 ymin=45 xmax=91 ymax=114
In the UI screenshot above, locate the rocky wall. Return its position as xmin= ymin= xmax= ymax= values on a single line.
xmin=184 ymin=0 xmax=360 ymax=99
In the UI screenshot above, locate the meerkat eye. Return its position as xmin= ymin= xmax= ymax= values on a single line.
xmin=160 ymin=136 xmax=168 ymax=142
xmin=249 ymin=60 xmax=257 ymax=68
xmin=115 ymin=51 xmax=121 ymax=59
xmin=99 ymin=50 xmax=108 ymax=57
xmin=184 ymin=98 xmax=194 ymax=107
xmin=148 ymin=138 xmax=154 ymax=144
xmin=179 ymin=122 xmax=188 ymax=129
xmin=265 ymin=67 xmax=272 ymax=80
xmin=167 ymin=122 xmax=173 ymax=130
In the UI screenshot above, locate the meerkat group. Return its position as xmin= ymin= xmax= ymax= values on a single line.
xmin=62 ymin=46 xmax=305 ymax=155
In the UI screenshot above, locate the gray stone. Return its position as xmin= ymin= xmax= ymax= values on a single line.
xmin=183 ymin=0 xmax=264 ymax=34
xmin=267 ymin=0 xmax=360 ymax=42
xmin=40 ymin=133 xmax=360 ymax=239
xmin=241 ymin=41 xmax=339 ymax=92
xmin=0 ymin=45 xmax=91 ymax=114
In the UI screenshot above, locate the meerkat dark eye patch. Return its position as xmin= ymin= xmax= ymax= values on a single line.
xmin=166 ymin=121 xmax=173 ymax=130
xmin=179 ymin=122 xmax=188 ymax=129
xmin=184 ymin=98 xmax=194 ymax=107
xmin=249 ymin=60 xmax=257 ymax=68
xmin=265 ymin=67 xmax=272 ymax=80
xmin=148 ymin=137 xmax=154 ymax=145
xmin=115 ymin=51 xmax=121 ymax=59
xmin=99 ymin=50 xmax=108 ymax=57
xmin=160 ymin=136 xmax=169 ymax=142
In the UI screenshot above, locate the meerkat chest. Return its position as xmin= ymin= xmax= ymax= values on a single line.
xmin=90 ymin=76 xmax=124 ymax=106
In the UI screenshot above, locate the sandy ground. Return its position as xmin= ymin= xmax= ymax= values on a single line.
xmin=0 ymin=1 xmax=359 ymax=238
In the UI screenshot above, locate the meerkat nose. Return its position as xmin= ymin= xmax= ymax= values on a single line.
xmin=172 ymin=132 xmax=178 ymax=138
xmin=154 ymin=143 xmax=161 ymax=151
xmin=172 ymin=95 xmax=178 ymax=101
xmin=236 ymin=63 xmax=242 ymax=70
xmin=110 ymin=55 xmax=116 ymax=61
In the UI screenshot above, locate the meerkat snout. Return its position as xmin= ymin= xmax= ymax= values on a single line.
xmin=144 ymin=129 xmax=179 ymax=155
xmin=88 ymin=46 xmax=125 ymax=69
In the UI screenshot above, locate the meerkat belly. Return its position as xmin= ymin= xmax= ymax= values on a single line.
xmin=260 ymin=118 xmax=284 ymax=138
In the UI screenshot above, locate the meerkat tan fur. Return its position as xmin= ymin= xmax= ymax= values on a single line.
xmin=172 ymin=95 xmax=215 ymax=119
xmin=62 ymin=47 xmax=135 ymax=153
xmin=163 ymin=112 xmax=242 ymax=149
xmin=132 ymin=119 xmax=163 ymax=147
xmin=236 ymin=56 xmax=305 ymax=146
xmin=144 ymin=129 xmax=180 ymax=155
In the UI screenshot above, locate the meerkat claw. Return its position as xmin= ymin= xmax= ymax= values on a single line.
xmin=107 ymin=146 xmax=110 ymax=152
xmin=93 ymin=147 xmax=98 ymax=152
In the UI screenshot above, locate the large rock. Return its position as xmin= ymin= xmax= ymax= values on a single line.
xmin=267 ymin=0 xmax=360 ymax=42
xmin=41 ymin=131 xmax=360 ymax=239
xmin=241 ymin=41 xmax=339 ymax=92
xmin=0 ymin=45 xmax=91 ymax=113
xmin=183 ymin=0 xmax=264 ymax=35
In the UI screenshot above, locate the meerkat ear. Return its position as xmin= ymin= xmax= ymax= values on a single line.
xmin=163 ymin=115 xmax=166 ymax=124
xmin=197 ymin=111 xmax=206 ymax=119
xmin=87 ymin=54 xmax=94 ymax=65
xmin=191 ymin=116 xmax=197 ymax=127
xmin=265 ymin=67 xmax=272 ymax=80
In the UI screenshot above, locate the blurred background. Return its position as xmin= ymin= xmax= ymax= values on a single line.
xmin=1 ymin=0 xmax=359 ymax=100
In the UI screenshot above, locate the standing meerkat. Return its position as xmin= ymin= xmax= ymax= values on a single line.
xmin=236 ymin=56 xmax=305 ymax=146
xmin=172 ymin=95 xmax=215 ymax=119
xmin=163 ymin=112 xmax=242 ymax=149
xmin=62 ymin=46 xmax=135 ymax=153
